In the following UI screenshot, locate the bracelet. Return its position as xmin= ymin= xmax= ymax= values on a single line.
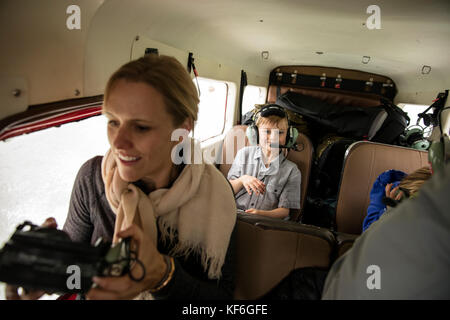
xmin=148 ymin=255 xmax=175 ymax=293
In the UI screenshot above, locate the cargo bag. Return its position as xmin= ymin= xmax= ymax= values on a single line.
xmin=276 ymin=91 xmax=388 ymax=141
xmin=371 ymin=99 xmax=410 ymax=144
xmin=312 ymin=136 xmax=357 ymax=199
xmin=302 ymin=137 xmax=356 ymax=228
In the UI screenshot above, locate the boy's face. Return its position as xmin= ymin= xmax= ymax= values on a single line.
xmin=258 ymin=118 xmax=288 ymax=151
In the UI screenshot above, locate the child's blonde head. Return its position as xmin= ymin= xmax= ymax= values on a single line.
xmin=399 ymin=166 xmax=432 ymax=197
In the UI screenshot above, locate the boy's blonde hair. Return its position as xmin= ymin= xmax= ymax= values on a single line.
xmin=399 ymin=166 xmax=432 ymax=197
xmin=104 ymin=55 xmax=199 ymax=127
xmin=255 ymin=107 xmax=289 ymax=129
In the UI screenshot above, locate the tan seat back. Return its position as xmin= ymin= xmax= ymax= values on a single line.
xmin=218 ymin=125 xmax=249 ymax=178
xmin=336 ymin=141 xmax=429 ymax=234
xmin=234 ymin=214 xmax=335 ymax=299
xmin=218 ymin=125 xmax=313 ymax=220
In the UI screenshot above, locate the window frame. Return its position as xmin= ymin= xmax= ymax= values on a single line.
xmin=193 ymin=77 xmax=236 ymax=143
xmin=241 ymin=84 xmax=268 ymax=117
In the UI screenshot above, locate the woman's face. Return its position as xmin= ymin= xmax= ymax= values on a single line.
xmin=103 ymin=79 xmax=186 ymax=184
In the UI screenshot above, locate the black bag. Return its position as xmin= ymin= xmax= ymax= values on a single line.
xmin=372 ymin=99 xmax=410 ymax=144
xmin=313 ymin=137 xmax=357 ymax=199
xmin=302 ymin=137 xmax=356 ymax=229
xmin=276 ymin=91 xmax=388 ymax=140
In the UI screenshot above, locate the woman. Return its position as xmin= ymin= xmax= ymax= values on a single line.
xmin=362 ymin=166 xmax=431 ymax=232
xmin=6 ymin=55 xmax=237 ymax=300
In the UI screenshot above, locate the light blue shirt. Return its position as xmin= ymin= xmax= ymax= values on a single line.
xmin=227 ymin=146 xmax=301 ymax=212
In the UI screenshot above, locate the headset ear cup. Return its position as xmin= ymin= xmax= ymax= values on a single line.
xmin=405 ymin=128 xmax=424 ymax=145
xmin=411 ymin=139 xmax=430 ymax=151
xmin=286 ymin=127 xmax=298 ymax=148
xmin=246 ymin=125 xmax=258 ymax=146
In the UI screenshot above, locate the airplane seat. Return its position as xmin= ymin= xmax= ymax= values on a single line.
xmin=335 ymin=141 xmax=429 ymax=235
xmin=218 ymin=125 xmax=249 ymax=178
xmin=233 ymin=213 xmax=335 ymax=299
xmin=333 ymin=231 xmax=360 ymax=257
xmin=218 ymin=125 xmax=314 ymax=221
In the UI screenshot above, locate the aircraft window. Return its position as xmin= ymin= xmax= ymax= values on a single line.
xmin=242 ymin=85 xmax=267 ymax=117
xmin=398 ymin=103 xmax=433 ymax=137
xmin=193 ymin=78 xmax=229 ymax=142
xmin=0 ymin=115 xmax=109 ymax=250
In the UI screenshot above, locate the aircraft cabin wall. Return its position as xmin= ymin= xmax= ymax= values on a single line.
xmin=0 ymin=0 xmax=104 ymax=118
xmin=0 ymin=0 xmax=268 ymax=126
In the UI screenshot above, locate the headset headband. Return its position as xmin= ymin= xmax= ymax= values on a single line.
xmin=246 ymin=103 xmax=298 ymax=149
xmin=252 ymin=104 xmax=289 ymax=124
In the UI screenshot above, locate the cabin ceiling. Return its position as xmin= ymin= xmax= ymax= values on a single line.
xmin=89 ymin=0 xmax=450 ymax=104
xmin=133 ymin=0 xmax=450 ymax=76
xmin=1 ymin=0 xmax=449 ymax=122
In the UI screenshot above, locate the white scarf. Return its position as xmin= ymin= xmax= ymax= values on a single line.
xmin=101 ymin=148 xmax=236 ymax=280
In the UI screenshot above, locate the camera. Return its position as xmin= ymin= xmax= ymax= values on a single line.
xmin=0 ymin=221 xmax=136 ymax=295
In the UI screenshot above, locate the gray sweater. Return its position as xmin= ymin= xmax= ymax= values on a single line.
xmin=63 ymin=156 xmax=235 ymax=299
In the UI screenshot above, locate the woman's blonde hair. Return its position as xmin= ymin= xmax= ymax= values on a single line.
xmin=104 ymin=55 xmax=199 ymax=127
xmin=399 ymin=166 xmax=432 ymax=197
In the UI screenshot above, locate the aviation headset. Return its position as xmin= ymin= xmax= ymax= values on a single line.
xmin=400 ymin=125 xmax=430 ymax=151
xmin=246 ymin=104 xmax=299 ymax=149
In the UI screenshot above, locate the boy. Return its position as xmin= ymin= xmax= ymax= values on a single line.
xmin=227 ymin=104 xmax=301 ymax=219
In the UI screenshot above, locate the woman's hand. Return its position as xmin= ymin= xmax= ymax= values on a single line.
xmin=385 ymin=183 xmax=404 ymax=201
xmin=85 ymin=224 xmax=168 ymax=300
xmin=5 ymin=217 xmax=57 ymax=300
xmin=240 ymin=175 xmax=265 ymax=195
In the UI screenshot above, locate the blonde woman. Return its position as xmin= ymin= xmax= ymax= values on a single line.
xmin=6 ymin=55 xmax=237 ymax=300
